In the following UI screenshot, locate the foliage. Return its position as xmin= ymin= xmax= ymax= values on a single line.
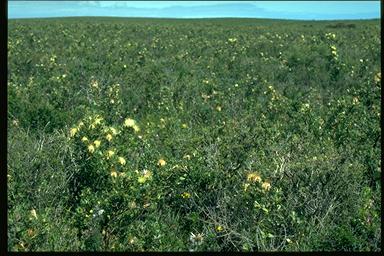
xmin=7 ymin=17 xmax=381 ymax=251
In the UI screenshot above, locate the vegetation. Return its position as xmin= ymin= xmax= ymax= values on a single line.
xmin=7 ymin=17 xmax=381 ymax=251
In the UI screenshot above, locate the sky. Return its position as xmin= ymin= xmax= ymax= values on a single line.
xmin=7 ymin=1 xmax=381 ymax=20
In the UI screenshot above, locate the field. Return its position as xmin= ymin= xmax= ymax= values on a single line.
xmin=7 ymin=17 xmax=381 ymax=251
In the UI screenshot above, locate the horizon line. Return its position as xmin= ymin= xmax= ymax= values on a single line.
xmin=7 ymin=16 xmax=381 ymax=22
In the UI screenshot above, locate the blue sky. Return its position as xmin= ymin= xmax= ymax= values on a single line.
xmin=8 ymin=1 xmax=381 ymax=20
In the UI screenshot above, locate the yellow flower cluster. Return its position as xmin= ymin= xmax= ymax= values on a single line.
xmin=329 ymin=45 xmax=339 ymax=61
xmin=94 ymin=140 xmax=101 ymax=148
xmin=118 ymin=156 xmax=126 ymax=166
xmin=325 ymin=32 xmax=336 ymax=40
xmin=90 ymin=115 xmax=104 ymax=129
xmin=247 ymin=172 xmax=262 ymax=183
xmin=88 ymin=144 xmax=95 ymax=153
xmin=244 ymin=172 xmax=271 ymax=192
xmin=158 ymin=158 xmax=166 ymax=167
xmin=86 ymin=140 xmax=101 ymax=154
xmin=216 ymin=225 xmax=224 ymax=232
xmin=261 ymin=181 xmax=271 ymax=191
xmin=70 ymin=127 xmax=78 ymax=137
xmin=106 ymin=150 xmax=115 ymax=159
xmin=124 ymin=118 xmax=140 ymax=132
xmin=106 ymin=133 xmax=113 ymax=141
xmin=181 ymin=192 xmax=191 ymax=199
xmin=138 ymin=170 xmax=152 ymax=183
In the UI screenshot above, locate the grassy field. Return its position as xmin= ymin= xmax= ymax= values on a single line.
xmin=7 ymin=17 xmax=381 ymax=251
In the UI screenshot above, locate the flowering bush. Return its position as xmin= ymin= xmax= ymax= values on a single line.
xmin=8 ymin=18 xmax=380 ymax=251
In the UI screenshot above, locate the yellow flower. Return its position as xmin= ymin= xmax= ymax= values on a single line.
xmin=138 ymin=176 xmax=146 ymax=183
xmin=216 ymin=106 xmax=222 ymax=112
xmin=182 ymin=123 xmax=188 ymax=129
xmin=30 ymin=209 xmax=38 ymax=219
xmin=247 ymin=172 xmax=262 ymax=183
xmin=124 ymin=118 xmax=136 ymax=127
xmin=94 ymin=140 xmax=101 ymax=148
xmin=94 ymin=116 xmax=103 ymax=125
xmin=88 ymin=144 xmax=95 ymax=153
xmin=330 ymin=45 xmax=337 ymax=51
xmin=216 ymin=225 xmax=223 ymax=232
xmin=81 ymin=136 xmax=88 ymax=143
xmin=158 ymin=159 xmax=166 ymax=167
xmin=138 ymin=170 xmax=152 ymax=183
xmin=374 ymin=72 xmax=381 ymax=83
xmin=181 ymin=192 xmax=191 ymax=199
xmin=111 ymin=171 xmax=118 ymax=178
xmin=243 ymin=183 xmax=250 ymax=192
xmin=110 ymin=127 xmax=118 ymax=135
xmin=106 ymin=134 xmax=113 ymax=141
xmin=106 ymin=150 xmax=115 ymax=159
xmin=118 ymin=156 xmax=126 ymax=166
xmin=132 ymin=124 xmax=140 ymax=133
xmin=262 ymin=181 xmax=271 ymax=191
xmin=70 ymin=127 xmax=78 ymax=137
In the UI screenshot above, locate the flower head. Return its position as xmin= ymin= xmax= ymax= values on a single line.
xmin=158 ymin=159 xmax=166 ymax=167
xmin=94 ymin=116 xmax=103 ymax=125
xmin=94 ymin=140 xmax=101 ymax=148
xmin=247 ymin=172 xmax=262 ymax=183
xmin=243 ymin=183 xmax=250 ymax=192
xmin=118 ymin=156 xmax=126 ymax=166
xmin=30 ymin=209 xmax=38 ymax=219
xmin=110 ymin=127 xmax=118 ymax=135
xmin=70 ymin=127 xmax=78 ymax=137
xmin=88 ymin=144 xmax=95 ymax=154
xmin=106 ymin=150 xmax=115 ymax=159
xmin=106 ymin=134 xmax=113 ymax=142
xmin=111 ymin=170 xmax=118 ymax=178
xmin=138 ymin=170 xmax=152 ymax=183
xmin=216 ymin=225 xmax=224 ymax=232
xmin=81 ymin=136 xmax=88 ymax=143
xmin=181 ymin=192 xmax=191 ymax=199
xmin=124 ymin=118 xmax=136 ymax=127
xmin=262 ymin=181 xmax=271 ymax=191
xmin=132 ymin=124 xmax=140 ymax=133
